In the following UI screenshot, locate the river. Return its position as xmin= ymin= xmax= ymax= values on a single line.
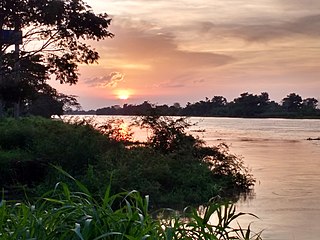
xmin=189 ymin=117 xmax=320 ymax=240
xmin=69 ymin=116 xmax=320 ymax=240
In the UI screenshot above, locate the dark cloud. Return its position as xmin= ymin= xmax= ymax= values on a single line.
xmin=197 ymin=14 xmax=320 ymax=42
xmin=104 ymin=18 xmax=234 ymax=68
xmin=193 ymin=78 xmax=205 ymax=84
xmin=84 ymin=72 xmax=125 ymax=88
xmin=155 ymin=74 xmax=206 ymax=89
xmin=200 ymin=21 xmax=216 ymax=33
xmin=155 ymin=81 xmax=186 ymax=88
xmin=287 ymin=15 xmax=320 ymax=36
xmin=277 ymin=0 xmax=320 ymax=10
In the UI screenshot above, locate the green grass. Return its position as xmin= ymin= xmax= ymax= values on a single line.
xmin=0 ymin=170 xmax=262 ymax=240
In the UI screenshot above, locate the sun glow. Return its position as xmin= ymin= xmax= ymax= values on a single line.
xmin=116 ymin=89 xmax=131 ymax=100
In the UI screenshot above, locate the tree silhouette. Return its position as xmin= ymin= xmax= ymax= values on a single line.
xmin=92 ymin=92 xmax=319 ymax=118
xmin=302 ymin=97 xmax=318 ymax=115
xmin=0 ymin=0 xmax=113 ymax=116
xmin=229 ymin=92 xmax=270 ymax=116
xmin=282 ymin=93 xmax=302 ymax=112
xmin=303 ymin=97 xmax=318 ymax=109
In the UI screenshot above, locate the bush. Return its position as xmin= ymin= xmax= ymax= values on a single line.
xmin=134 ymin=115 xmax=255 ymax=189
xmin=0 ymin=116 xmax=255 ymax=208
xmin=93 ymin=146 xmax=220 ymax=208
xmin=0 ymin=117 xmax=113 ymax=187
xmin=85 ymin=115 xmax=255 ymax=208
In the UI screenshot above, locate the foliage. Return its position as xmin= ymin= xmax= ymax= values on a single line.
xmin=100 ymin=115 xmax=256 ymax=207
xmin=0 ymin=172 xmax=262 ymax=240
xmin=0 ymin=116 xmax=255 ymax=208
xmin=0 ymin=0 xmax=113 ymax=116
xmin=281 ymin=93 xmax=302 ymax=112
xmin=90 ymin=92 xmax=320 ymax=118
xmin=27 ymin=93 xmax=64 ymax=117
xmin=134 ymin=115 xmax=197 ymax=154
xmin=228 ymin=92 xmax=270 ymax=117
xmin=98 ymin=118 xmax=133 ymax=143
xmin=0 ymin=117 xmax=112 ymax=186
xmin=202 ymin=143 xmax=255 ymax=190
xmin=94 ymin=146 xmax=222 ymax=208
xmin=134 ymin=115 xmax=254 ymax=189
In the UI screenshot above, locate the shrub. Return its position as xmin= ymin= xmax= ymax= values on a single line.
xmin=0 ymin=117 xmax=113 ymax=187
xmin=133 ymin=115 xmax=198 ymax=154
xmin=0 ymin=116 xmax=255 ymax=208
xmin=133 ymin=115 xmax=255 ymax=192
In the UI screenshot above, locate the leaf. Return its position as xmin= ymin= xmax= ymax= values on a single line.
xmin=72 ymin=223 xmax=85 ymax=240
xmin=93 ymin=232 xmax=123 ymax=240
xmin=51 ymin=165 xmax=91 ymax=196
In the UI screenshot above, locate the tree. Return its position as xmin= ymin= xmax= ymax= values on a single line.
xmin=302 ymin=97 xmax=318 ymax=115
xmin=303 ymin=97 xmax=318 ymax=109
xmin=208 ymin=96 xmax=228 ymax=116
xmin=282 ymin=93 xmax=302 ymax=112
xmin=172 ymin=102 xmax=181 ymax=109
xmin=0 ymin=0 xmax=113 ymax=116
xmin=259 ymin=92 xmax=270 ymax=107
xmin=230 ymin=92 xmax=269 ymax=117
xmin=28 ymin=93 xmax=64 ymax=118
xmin=211 ymin=96 xmax=227 ymax=107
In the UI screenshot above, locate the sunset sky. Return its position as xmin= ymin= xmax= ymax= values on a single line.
xmin=53 ymin=0 xmax=320 ymax=110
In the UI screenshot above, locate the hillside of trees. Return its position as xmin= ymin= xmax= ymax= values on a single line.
xmin=71 ymin=92 xmax=320 ymax=118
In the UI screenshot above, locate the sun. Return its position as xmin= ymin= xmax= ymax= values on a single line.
xmin=116 ymin=89 xmax=131 ymax=100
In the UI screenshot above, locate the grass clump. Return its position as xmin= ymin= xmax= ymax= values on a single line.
xmin=0 ymin=170 xmax=262 ymax=240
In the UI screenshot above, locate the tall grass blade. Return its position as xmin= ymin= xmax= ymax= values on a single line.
xmin=93 ymin=232 xmax=123 ymax=240
xmin=51 ymin=165 xmax=91 ymax=196
xmin=73 ymin=223 xmax=85 ymax=240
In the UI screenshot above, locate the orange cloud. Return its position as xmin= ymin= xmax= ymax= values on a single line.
xmin=84 ymin=71 xmax=125 ymax=88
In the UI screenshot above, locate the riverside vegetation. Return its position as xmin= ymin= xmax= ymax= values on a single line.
xmin=0 ymin=116 xmax=261 ymax=239
xmin=75 ymin=92 xmax=320 ymax=119
xmin=0 ymin=168 xmax=262 ymax=239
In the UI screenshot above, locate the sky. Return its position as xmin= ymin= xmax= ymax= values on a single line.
xmin=53 ymin=0 xmax=320 ymax=110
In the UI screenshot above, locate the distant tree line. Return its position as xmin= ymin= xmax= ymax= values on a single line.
xmin=71 ymin=92 xmax=320 ymax=118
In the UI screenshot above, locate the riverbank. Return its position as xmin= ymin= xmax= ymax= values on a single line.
xmin=0 ymin=116 xmax=262 ymax=239
xmin=0 ymin=116 xmax=254 ymax=208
